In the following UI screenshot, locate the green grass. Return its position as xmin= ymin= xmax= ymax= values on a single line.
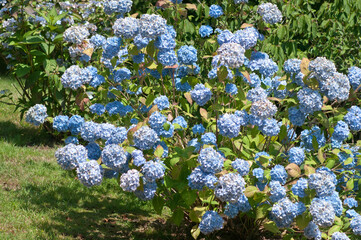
xmin=0 ymin=77 xmax=182 ymax=240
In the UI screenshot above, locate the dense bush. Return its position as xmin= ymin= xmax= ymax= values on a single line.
xmin=2 ymin=0 xmax=361 ymax=239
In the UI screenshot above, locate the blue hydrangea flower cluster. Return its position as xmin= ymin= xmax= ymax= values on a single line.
xmin=120 ymin=169 xmax=140 ymax=192
xmin=260 ymin=118 xmax=280 ymax=136
xmin=192 ymin=124 xmax=205 ymax=135
xmin=61 ymin=65 xmax=84 ymax=90
xmin=224 ymin=194 xmax=251 ymax=218
xmin=300 ymin=126 xmax=326 ymax=151
xmin=231 ymin=159 xmax=250 ymax=176
xmin=177 ymin=45 xmax=197 ymax=65
xmin=190 ymin=84 xmax=212 ymax=106
xmin=257 ymin=3 xmax=282 ymax=24
xmin=269 ymin=180 xmax=286 ymax=202
xmin=304 ymin=221 xmax=322 ymax=240
xmin=77 ymin=160 xmax=103 ymax=187
xmin=133 ymin=126 xmax=159 ymax=150
xmin=250 ymin=99 xmax=277 ymax=119
xmin=348 ymin=66 xmax=361 ymax=90
xmin=188 ymin=166 xmax=218 ymax=190
xmin=53 ymin=115 xmax=69 ymax=132
xmin=215 ymin=173 xmax=245 ymax=203
xmin=310 ymin=198 xmax=335 ymax=227
xmin=25 ymin=104 xmax=48 ymax=126
xmin=248 ymin=51 xmax=278 ymax=77
xmin=292 ymin=178 xmax=308 ymax=197
xmin=270 ymin=198 xmax=297 ymax=228
xmin=215 ymin=42 xmax=245 ymax=68
xmin=132 ymin=149 xmax=146 ymax=167
xmin=209 ymin=5 xmax=223 ymax=18
xmin=283 ymin=59 xmax=301 ymax=73
xmin=199 ymin=25 xmax=213 ymax=38
xmin=331 ymin=232 xmax=350 ymax=240
xmin=139 ymin=14 xmax=167 ymax=39
xmin=197 ymin=147 xmax=223 ymax=174
xmin=65 ymin=136 xmax=79 ymax=145
xmin=141 ymin=160 xmax=165 ymax=182
xmin=101 ymin=144 xmax=128 ymax=172
xmin=246 ymin=87 xmax=268 ymax=102
xmin=172 ymin=116 xmax=187 ymax=129
xmin=344 ymin=106 xmax=361 ymax=131
xmin=288 ymin=147 xmax=305 ymax=165
xmin=63 ymin=25 xmax=89 ymax=44
xmin=55 ymin=143 xmax=87 ymax=170
xmin=113 ymin=17 xmax=139 ymax=39
xmin=288 ymin=107 xmax=306 ymax=126
xmin=199 ymin=210 xmax=224 ymax=235
xmin=86 ymin=142 xmax=101 ymax=160
xmin=308 ymin=168 xmax=336 ymax=197
xmin=153 ymin=95 xmax=169 ymax=110
xmin=344 ymin=198 xmax=358 ymax=208
xmin=218 ymin=113 xmax=241 ymax=138
xmin=270 ymin=165 xmax=288 ymax=185
xmin=350 ymin=215 xmax=361 ymax=235
xmin=89 ymin=103 xmax=105 ymax=116
xmin=103 ymin=0 xmax=132 ymax=15
xmin=297 ymin=88 xmax=323 ymax=114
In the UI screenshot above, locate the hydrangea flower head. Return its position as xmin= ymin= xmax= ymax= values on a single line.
xmin=310 ymin=198 xmax=335 ymax=227
xmin=199 ymin=25 xmax=213 ymax=38
xmin=215 ymin=42 xmax=245 ymax=68
xmin=348 ymin=66 xmax=361 ymax=90
xmin=269 ymin=180 xmax=286 ymax=202
xmin=113 ymin=17 xmax=139 ymax=39
xmin=270 ymin=198 xmax=297 ymax=228
xmin=177 ymin=45 xmax=197 ymax=65
xmin=270 ymin=165 xmax=288 ymax=185
xmin=101 ymin=144 xmax=128 ymax=172
xmin=232 ymin=159 xmax=250 ymax=176
xmin=297 ymin=88 xmax=323 ymax=114
xmin=53 ymin=115 xmax=69 ymax=132
xmin=153 ymin=95 xmax=169 ymax=111
xmin=140 ymin=14 xmax=167 ymax=39
xmin=291 ymin=178 xmax=308 ymax=197
xmin=142 ymin=160 xmax=165 ymax=182
xmin=218 ymin=113 xmax=241 ymax=138
xmin=25 ymin=104 xmax=47 ymax=126
xmin=250 ymin=99 xmax=277 ymax=119
xmin=288 ymin=147 xmax=305 ymax=165
xmin=300 ymin=126 xmax=326 ymax=151
xmin=103 ymin=0 xmax=132 ymax=15
xmin=120 ymin=169 xmax=140 ymax=192
xmin=61 ymin=65 xmax=84 ymax=90
xmin=304 ymin=221 xmax=321 ymax=240
xmin=190 ymin=84 xmax=212 ymax=106
xmin=257 ymin=3 xmax=282 ymax=24
xmin=215 ymin=173 xmax=245 ymax=203
xmin=133 ymin=126 xmax=159 ymax=150
xmin=209 ymin=5 xmax=223 ymax=18
xmin=63 ymin=25 xmax=89 ymax=44
xmin=55 ymin=144 xmax=87 ymax=170
xmin=199 ymin=211 xmax=224 ymax=234
xmin=86 ymin=142 xmax=101 ymax=160
xmin=198 ymin=147 xmax=224 ymax=174
xmin=77 ymin=160 xmax=103 ymax=187
xmin=344 ymin=106 xmax=361 ymax=131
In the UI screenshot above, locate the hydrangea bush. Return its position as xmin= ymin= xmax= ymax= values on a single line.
xmin=3 ymin=0 xmax=361 ymax=239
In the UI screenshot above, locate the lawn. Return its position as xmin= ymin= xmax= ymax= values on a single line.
xmin=0 ymin=77 xmax=183 ymax=240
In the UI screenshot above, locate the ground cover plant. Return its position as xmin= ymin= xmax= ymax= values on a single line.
xmin=1 ymin=0 xmax=361 ymax=239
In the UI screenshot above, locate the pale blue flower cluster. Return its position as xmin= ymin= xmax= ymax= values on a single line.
xmin=153 ymin=95 xmax=169 ymax=110
xmin=53 ymin=115 xmax=69 ymax=132
xmin=331 ymin=232 xmax=350 ymax=240
xmin=199 ymin=25 xmax=213 ymax=38
xmin=224 ymin=194 xmax=251 ymax=218
xmin=270 ymin=198 xmax=297 ymax=228
xmin=246 ymin=86 xmax=268 ymax=102
xmin=77 ymin=160 xmax=103 ymax=187
xmin=69 ymin=115 xmax=85 ymax=135
xmin=270 ymin=165 xmax=288 ymax=185
xmin=172 ymin=116 xmax=187 ymax=129
xmin=231 ymin=159 xmax=250 ymax=176
xmin=350 ymin=215 xmax=361 ymax=235
xmin=63 ymin=25 xmax=89 ymax=44
xmin=283 ymin=59 xmax=301 ymax=73
xmin=310 ymin=198 xmax=335 ymax=227
xmin=331 ymin=121 xmax=350 ymax=147
xmin=65 ymin=136 xmax=79 ymax=145
xmin=177 ymin=45 xmax=197 ymax=65
xmin=297 ymin=88 xmax=323 ymax=114
xmin=218 ymin=113 xmax=241 ymax=138
xmin=81 ymin=121 xmax=100 ymax=142
xmin=215 ymin=42 xmax=245 ymax=68
xmin=250 ymin=99 xmax=277 ymax=119
xmin=248 ymin=51 xmax=278 ymax=77
xmin=61 ymin=65 xmax=84 ymax=90
xmin=209 ymin=5 xmax=223 ymax=18
xmin=142 ymin=160 xmax=165 ymax=182
xmin=269 ymin=180 xmax=286 ymax=202
xmin=304 ymin=221 xmax=321 ymax=240
xmin=291 ymin=178 xmax=308 ymax=197
xmin=288 ymin=147 xmax=305 ymax=165
xmin=288 ymin=107 xmax=306 ymax=126
xmin=131 ymin=149 xmax=146 ymax=166
xmin=197 ymin=147 xmax=223 ymax=174
xmin=120 ymin=169 xmax=140 ymax=192
xmin=300 ymin=126 xmax=326 ymax=151
xmin=344 ymin=106 xmax=361 ymax=131
xmin=89 ymin=34 xmax=106 ymax=48
xmin=113 ymin=17 xmax=139 ymax=39
xmin=192 ymin=124 xmax=205 ymax=135
xmin=348 ymin=66 xmax=361 ymax=90
xmin=103 ymin=0 xmax=132 ymax=15
xmin=133 ymin=126 xmax=159 ymax=150
xmin=188 ymin=166 xmax=217 ymax=190
xmin=89 ymin=103 xmax=105 ymax=116
xmin=101 ymin=144 xmax=128 ymax=172
xmin=199 ymin=210 xmax=224 ymax=235
xmin=190 ymin=84 xmax=212 ymax=106
xmin=344 ymin=198 xmax=358 ymax=208
xmin=260 ymin=118 xmax=280 ymax=136
xmin=257 ymin=3 xmax=282 ymax=24
xmin=308 ymin=168 xmax=336 ymax=197
xmin=25 ymin=104 xmax=48 ymax=126
xmin=139 ymin=14 xmax=167 ymax=39
xmin=233 ymin=27 xmax=260 ymax=50
xmin=55 ymin=143 xmax=87 ymax=170
xmin=215 ymin=173 xmax=245 ymax=203
xmin=134 ymin=180 xmax=157 ymax=200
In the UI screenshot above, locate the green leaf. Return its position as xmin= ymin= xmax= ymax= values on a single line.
xmin=181 ymin=190 xmax=197 ymax=206
xmin=171 ymin=208 xmax=184 ymax=226
xmin=25 ymin=36 xmax=45 ymax=44
xmin=152 ymin=196 xmax=164 ymax=214
xmin=328 ymin=225 xmax=342 ymax=236
xmin=163 ymin=122 xmax=171 ymax=131
xmin=263 ymin=221 xmax=279 ymax=234
xmin=346 ymin=179 xmax=354 ymax=190
xmin=296 ymin=214 xmax=312 ymax=230
xmin=256 ymin=204 xmax=270 ymax=220
xmin=217 ymin=66 xmax=228 ymax=81
xmin=145 ymin=94 xmax=155 ymax=107
xmin=15 ymin=64 xmax=31 ymax=77
xmin=154 ymin=145 xmax=164 ymax=158
xmin=191 ymin=226 xmax=200 ymax=240
xmin=244 ymin=186 xmax=258 ymax=198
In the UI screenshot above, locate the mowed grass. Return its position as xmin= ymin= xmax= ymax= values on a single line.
xmin=0 ymin=77 xmax=181 ymax=240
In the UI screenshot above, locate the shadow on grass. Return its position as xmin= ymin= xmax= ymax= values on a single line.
xmin=0 ymin=120 xmax=55 ymax=147
xmin=17 ymin=179 xmax=190 ymax=240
